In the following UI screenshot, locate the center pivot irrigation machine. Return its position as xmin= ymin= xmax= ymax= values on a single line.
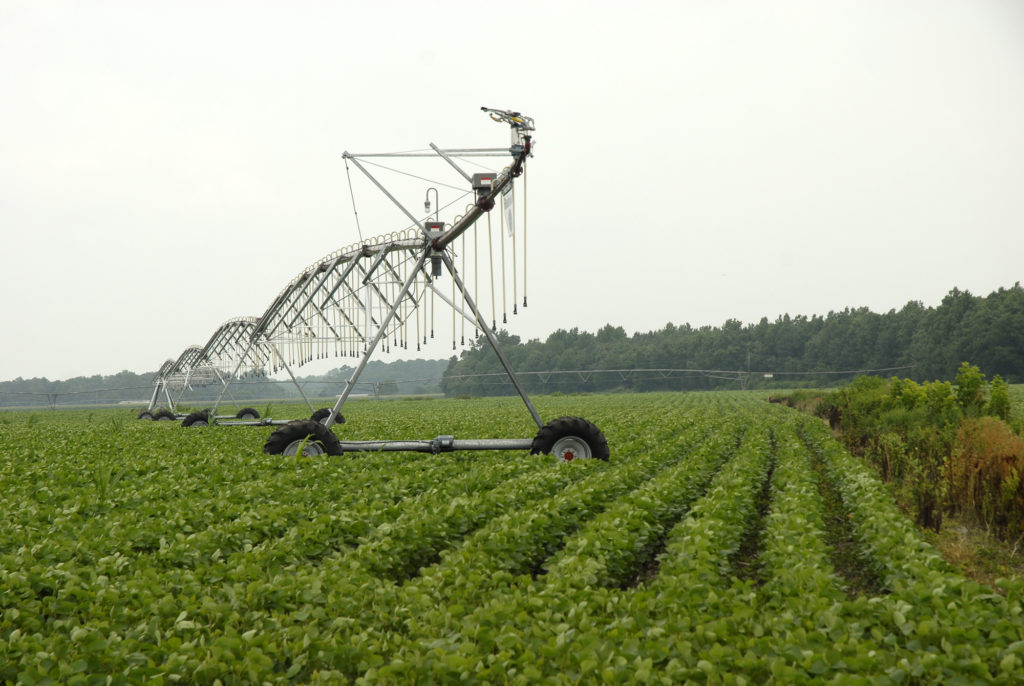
xmin=152 ymin=108 xmax=609 ymax=461
xmin=141 ymin=317 xmax=271 ymax=423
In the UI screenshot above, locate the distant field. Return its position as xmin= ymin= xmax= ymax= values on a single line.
xmin=2 ymin=393 xmax=1023 ymax=683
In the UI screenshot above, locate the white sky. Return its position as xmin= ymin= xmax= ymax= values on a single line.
xmin=1 ymin=0 xmax=1022 ymax=382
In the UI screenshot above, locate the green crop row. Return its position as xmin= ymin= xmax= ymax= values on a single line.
xmin=801 ymin=418 xmax=1024 ymax=682
xmin=541 ymin=420 xmax=739 ymax=589
xmin=365 ymin=407 xmax=769 ymax=683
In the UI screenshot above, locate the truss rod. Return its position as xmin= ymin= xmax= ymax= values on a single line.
xmin=323 ymin=250 xmax=430 ymax=428
xmin=321 ymin=288 xmax=369 ymax=348
xmin=212 ymin=367 xmax=244 ymax=410
xmin=211 ymin=337 xmax=259 ymax=416
xmin=430 ymin=142 xmax=473 ymax=183
xmin=148 ymin=381 xmax=162 ymax=411
xmin=426 ymin=278 xmax=477 ymax=331
xmin=361 ymin=246 xmax=394 ymax=284
xmin=440 ymin=251 xmax=543 ymax=429
xmin=268 ymin=342 xmax=315 ymax=413
xmin=272 ymin=274 xmax=323 ymax=338
xmin=172 ymin=366 xmax=194 ymax=410
xmin=305 ymin=297 xmax=346 ymax=345
xmin=286 ymin=255 xmax=343 ymax=329
xmin=335 ymin=273 xmax=381 ymax=331
xmin=284 ymin=287 xmax=343 ymax=344
xmin=356 ymin=260 xmax=406 ymax=326
xmin=343 ymin=153 xmax=425 ymax=236
xmin=315 ymin=253 xmax=365 ymax=313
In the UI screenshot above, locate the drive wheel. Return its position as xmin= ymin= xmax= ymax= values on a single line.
xmin=530 ymin=416 xmax=609 ymax=462
xmin=236 ymin=407 xmax=260 ymax=420
xmin=310 ymin=408 xmax=345 ymax=425
xmin=182 ymin=410 xmax=210 ymax=427
xmin=137 ymin=411 xmax=154 ymax=420
xmin=153 ymin=409 xmax=176 ymax=422
xmin=263 ymin=420 xmax=343 ymax=456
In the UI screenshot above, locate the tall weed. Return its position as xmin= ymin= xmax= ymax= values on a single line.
xmin=950 ymin=416 xmax=1024 ymax=539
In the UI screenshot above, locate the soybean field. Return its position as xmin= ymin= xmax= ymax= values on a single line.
xmin=2 ymin=393 xmax=1023 ymax=684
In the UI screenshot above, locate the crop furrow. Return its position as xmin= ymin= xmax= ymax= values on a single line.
xmin=419 ymin=417 xmax=724 ymax=586
xmin=716 ymin=425 xmax=866 ymax=682
xmin=644 ymin=424 xmax=773 ymax=592
xmin=541 ymin=424 xmax=740 ymax=590
xmin=727 ymin=428 xmax=775 ymax=584
xmin=238 ymin=416 xmax=716 ymax=680
xmin=344 ymin=455 xmax=598 ymax=581
xmin=359 ymin=420 xmax=767 ymax=684
xmin=799 ymin=417 xmax=1024 ymax=682
xmin=798 ymin=424 xmax=887 ymax=597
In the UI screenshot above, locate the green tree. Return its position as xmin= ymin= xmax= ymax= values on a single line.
xmin=954 ymin=361 xmax=986 ymax=416
xmin=988 ymin=374 xmax=1011 ymax=421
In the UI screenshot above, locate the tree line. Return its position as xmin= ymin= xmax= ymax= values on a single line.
xmin=0 ymin=360 xmax=448 ymax=409
xmin=4 ymin=284 xmax=1020 ymax=406
xmin=441 ymin=284 xmax=1024 ymax=396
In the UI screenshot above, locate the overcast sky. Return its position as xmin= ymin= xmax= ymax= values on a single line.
xmin=2 ymin=0 xmax=1022 ymax=382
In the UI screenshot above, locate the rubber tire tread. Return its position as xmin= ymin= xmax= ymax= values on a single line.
xmin=530 ymin=416 xmax=610 ymax=461
xmin=182 ymin=409 xmax=210 ymax=427
xmin=153 ymin=409 xmax=176 ymax=421
xmin=236 ymin=407 xmax=260 ymax=420
xmin=137 ymin=411 xmax=154 ymax=420
xmin=263 ymin=419 xmax=343 ymax=456
xmin=310 ymin=408 xmax=345 ymax=424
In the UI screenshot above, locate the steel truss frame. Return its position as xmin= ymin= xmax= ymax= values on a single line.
xmin=148 ymin=317 xmax=315 ymax=422
xmin=263 ymin=110 xmax=610 ymax=459
xmin=252 ymin=110 xmax=549 ymax=454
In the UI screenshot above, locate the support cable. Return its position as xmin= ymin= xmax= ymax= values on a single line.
xmin=344 ymin=158 xmax=364 ymax=241
xmin=355 ymin=158 xmax=466 ymax=193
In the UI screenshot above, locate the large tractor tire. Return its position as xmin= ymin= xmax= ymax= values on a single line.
xmin=182 ymin=410 xmax=210 ymax=427
xmin=530 ymin=416 xmax=609 ymax=462
xmin=263 ymin=420 xmax=343 ymax=456
xmin=310 ymin=408 xmax=345 ymax=426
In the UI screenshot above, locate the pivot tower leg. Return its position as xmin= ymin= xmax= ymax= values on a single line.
xmin=441 ymin=252 xmax=543 ymax=429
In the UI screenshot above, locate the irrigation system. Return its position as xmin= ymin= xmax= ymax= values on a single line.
xmin=142 ymin=108 xmax=610 ymax=461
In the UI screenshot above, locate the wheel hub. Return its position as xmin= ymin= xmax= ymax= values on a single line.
xmin=551 ymin=435 xmax=591 ymax=461
xmin=283 ymin=439 xmax=326 ymax=457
